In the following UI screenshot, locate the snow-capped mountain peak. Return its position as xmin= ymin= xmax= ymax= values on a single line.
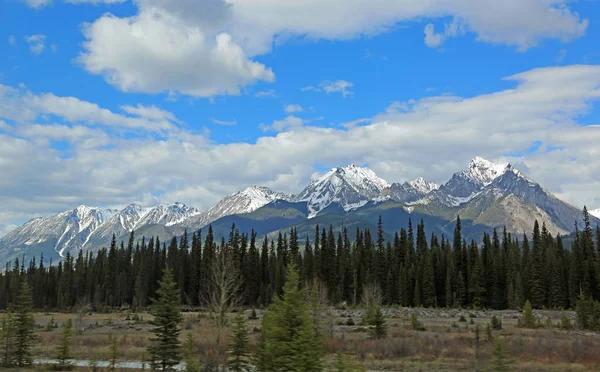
xmin=180 ymin=185 xmax=293 ymax=230
xmin=408 ymin=177 xmax=440 ymax=194
xmin=134 ymin=202 xmax=199 ymax=228
xmin=295 ymin=164 xmax=390 ymax=217
xmin=590 ymin=208 xmax=600 ymax=219
xmin=467 ymin=156 xmax=511 ymax=185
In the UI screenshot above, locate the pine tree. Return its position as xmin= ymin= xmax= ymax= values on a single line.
xmin=148 ymin=267 xmax=183 ymax=371
xmin=490 ymin=338 xmax=513 ymax=371
xmin=256 ymin=265 xmax=323 ymax=372
xmin=369 ymin=307 xmax=387 ymax=339
xmin=56 ymin=318 xmax=74 ymax=370
xmin=108 ymin=333 xmax=119 ymax=370
xmin=183 ymin=332 xmax=200 ymax=372
xmin=530 ymin=221 xmax=546 ymax=308
xmin=13 ymin=281 xmax=35 ymax=367
xmin=228 ymin=311 xmax=251 ymax=371
xmin=519 ymin=300 xmax=536 ymax=328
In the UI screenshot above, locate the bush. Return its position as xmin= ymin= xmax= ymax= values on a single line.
xmin=410 ymin=312 xmax=426 ymax=331
xmin=576 ymin=295 xmax=600 ymax=331
xmin=470 ymin=318 xmax=475 ymax=325
xmin=518 ymin=300 xmax=537 ymax=328
xmin=560 ymin=312 xmax=573 ymax=330
xmin=459 ymin=315 xmax=467 ymax=322
xmin=369 ymin=307 xmax=387 ymax=339
xmin=346 ymin=317 xmax=355 ymax=326
xmin=486 ymin=323 xmax=493 ymax=341
xmin=490 ymin=315 xmax=502 ymax=330
xmin=248 ymin=307 xmax=258 ymax=320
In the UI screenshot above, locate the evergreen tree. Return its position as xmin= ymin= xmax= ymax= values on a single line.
xmin=369 ymin=307 xmax=387 ymax=339
xmin=228 ymin=311 xmax=251 ymax=372
xmin=56 ymin=318 xmax=74 ymax=370
xmin=256 ymin=265 xmax=323 ymax=372
xmin=148 ymin=267 xmax=183 ymax=371
xmin=530 ymin=221 xmax=546 ymax=308
xmin=13 ymin=281 xmax=35 ymax=367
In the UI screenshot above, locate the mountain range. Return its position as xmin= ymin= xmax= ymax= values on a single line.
xmin=1 ymin=157 xmax=598 ymax=264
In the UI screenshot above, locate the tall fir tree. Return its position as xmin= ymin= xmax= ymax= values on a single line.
xmin=148 ymin=267 xmax=183 ymax=371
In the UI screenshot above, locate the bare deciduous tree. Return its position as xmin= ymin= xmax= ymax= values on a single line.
xmin=201 ymin=247 xmax=243 ymax=346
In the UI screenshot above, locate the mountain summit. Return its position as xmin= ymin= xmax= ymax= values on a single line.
xmin=294 ymin=164 xmax=390 ymax=217
xmin=1 ymin=156 xmax=597 ymax=264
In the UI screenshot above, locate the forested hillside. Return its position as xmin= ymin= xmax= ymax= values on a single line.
xmin=1 ymin=209 xmax=599 ymax=311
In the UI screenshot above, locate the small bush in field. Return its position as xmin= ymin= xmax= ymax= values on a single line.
xmin=410 ymin=312 xmax=426 ymax=331
xmin=490 ymin=315 xmax=502 ymax=330
xmin=459 ymin=315 xmax=467 ymax=322
xmin=451 ymin=322 xmax=459 ymax=328
xmin=346 ymin=317 xmax=355 ymax=326
xmin=486 ymin=324 xmax=493 ymax=341
xmin=518 ymin=300 xmax=537 ymax=329
xmin=249 ymin=307 xmax=258 ymax=320
xmin=470 ymin=318 xmax=475 ymax=325
xmin=560 ymin=312 xmax=573 ymax=329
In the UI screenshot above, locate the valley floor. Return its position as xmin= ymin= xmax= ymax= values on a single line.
xmin=8 ymin=308 xmax=600 ymax=371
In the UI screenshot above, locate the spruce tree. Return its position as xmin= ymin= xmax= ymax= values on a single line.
xmin=369 ymin=307 xmax=387 ymax=339
xmin=56 ymin=318 xmax=74 ymax=370
xmin=13 ymin=281 xmax=35 ymax=367
xmin=256 ymin=265 xmax=323 ymax=372
xmin=148 ymin=267 xmax=183 ymax=371
xmin=228 ymin=311 xmax=251 ymax=371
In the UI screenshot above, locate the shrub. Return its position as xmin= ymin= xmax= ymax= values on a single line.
xmin=576 ymin=295 xmax=600 ymax=331
xmin=410 ymin=312 xmax=426 ymax=331
xmin=486 ymin=324 xmax=493 ymax=341
xmin=346 ymin=318 xmax=355 ymax=326
xmin=470 ymin=318 xmax=475 ymax=325
xmin=369 ymin=307 xmax=387 ymax=339
xmin=490 ymin=315 xmax=502 ymax=330
xmin=560 ymin=312 xmax=573 ymax=330
xmin=248 ymin=307 xmax=258 ymax=320
xmin=459 ymin=314 xmax=467 ymax=322
xmin=518 ymin=300 xmax=537 ymax=328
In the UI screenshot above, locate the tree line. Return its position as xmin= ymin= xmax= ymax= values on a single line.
xmin=1 ymin=207 xmax=599 ymax=311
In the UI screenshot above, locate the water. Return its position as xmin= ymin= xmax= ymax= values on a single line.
xmin=35 ymin=358 xmax=185 ymax=370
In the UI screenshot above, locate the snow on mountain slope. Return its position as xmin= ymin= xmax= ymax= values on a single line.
xmin=182 ymin=186 xmax=293 ymax=229
xmin=0 ymin=206 xmax=117 ymax=258
xmin=590 ymin=209 xmax=600 ymax=219
xmin=417 ymin=157 xmax=511 ymax=207
xmin=408 ymin=177 xmax=440 ymax=194
xmin=135 ymin=202 xmax=200 ymax=228
xmin=467 ymin=157 xmax=511 ymax=185
xmin=294 ymin=164 xmax=390 ymax=217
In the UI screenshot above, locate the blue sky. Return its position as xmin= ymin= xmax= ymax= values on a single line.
xmin=1 ymin=0 xmax=600 ymax=234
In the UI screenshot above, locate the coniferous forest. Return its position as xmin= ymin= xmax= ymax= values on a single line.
xmin=1 ymin=208 xmax=599 ymax=312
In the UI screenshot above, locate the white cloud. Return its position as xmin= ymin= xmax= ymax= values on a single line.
xmin=65 ymin=0 xmax=126 ymax=4
xmin=284 ymin=104 xmax=304 ymax=114
xmin=0 ymin=84 xmax=179 ymax=132
xmin=226 ymin=0 xmax=587 ymax=53
xmin=259 ymin=115 xmax=306 ymax=132
xmin=424 ymin=18 xmax=467 ymax=48
xmin=1 ymin=65 xmax=600 ymax=233
xmin=25 ymin=34 xmax=46 ymax=55
xmin=8 ymin=35 xmax=16 ymax=46
xmin=254 ymin=90 xmax=277 ymax=98
xmin=19 ymin=0 xmax=51 ymax=8
xmin=319 ymin=80 xmax=353 ymax=97
xmin=210 ymin=117 xmax=237 ymax=126
xmin=78 ymin=8 xmax=275 ymax=98
xmin=75 ymin=0 xmax=589 ymax=99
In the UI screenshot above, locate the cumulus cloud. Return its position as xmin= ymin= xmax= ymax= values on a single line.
xmin=424 ymin=19 xmax=467 ymax=48
xmin=284 ymin=104 xmax=304 ymax=114
xmin=210 ymin=117 xmax=237 ymax=126
xmin=1 ymin=65 xmax=600 ymax=233
xmin=65 ymin=0 xmax=126 ymax=4
xmin=25 ymin=34 xmax=46 ymax=55
xmin=302 ymin=80 xmax=354 ymax=97
xmin=74 ymin=0 xmax=589 ymax=99
xmin=78 ymin=8 xmax=275 ymax=98
xmin=19 ymin=0 xmax=51 ymax=8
